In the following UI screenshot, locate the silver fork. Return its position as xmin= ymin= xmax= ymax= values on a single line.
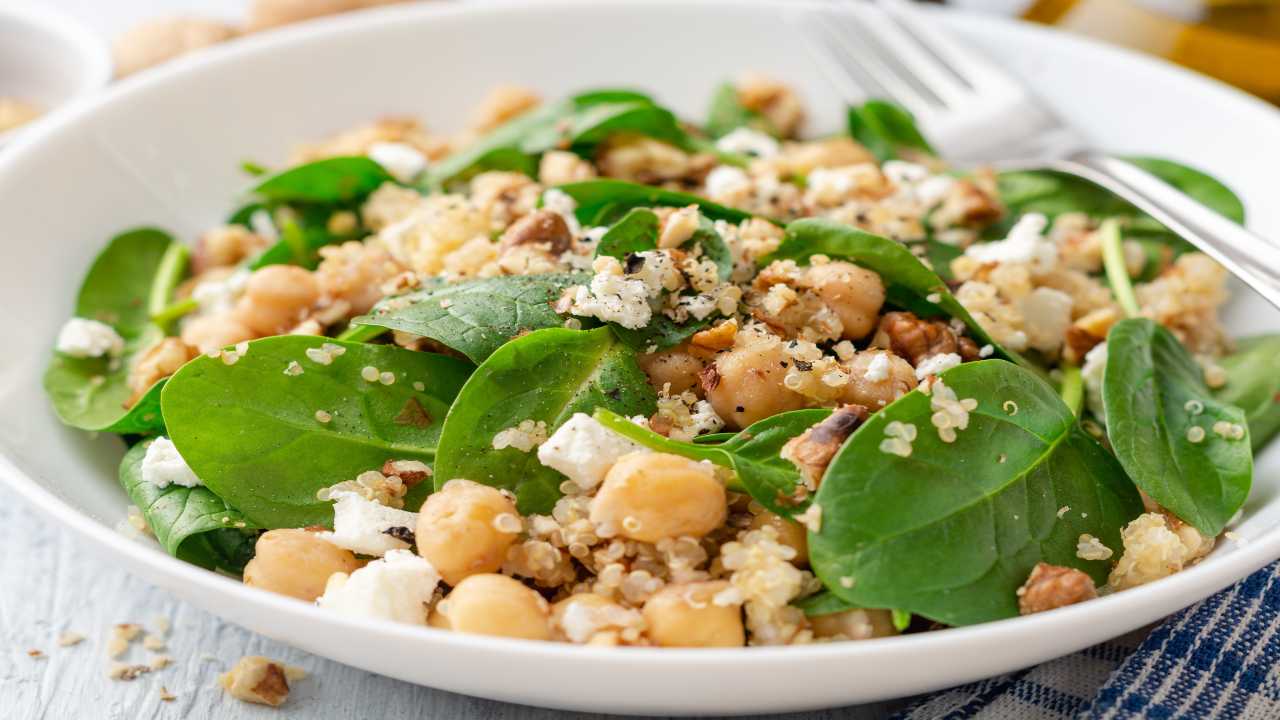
xmin=792 ymin=0 xmax=1280 ymax=310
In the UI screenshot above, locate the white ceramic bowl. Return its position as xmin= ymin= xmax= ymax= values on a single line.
xmin=2 ymin=1 xmax=1279 ymax=715
xmin=0 ymin=3 xmax=111 ymax=146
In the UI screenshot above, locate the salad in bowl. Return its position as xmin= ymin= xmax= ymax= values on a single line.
xmin=44 ymin=76 xmax=1274 ymax=647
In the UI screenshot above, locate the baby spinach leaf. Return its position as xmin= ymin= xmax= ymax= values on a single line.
xmin=1103 ymin=318 xmax=1251 ymax=536
xmin=595 ymin=208 xmax=661 ymax=259
xmin=162 ymin=336 xmax=472 ymax=528
xmin=1124 ymin=157 xmax=1245 ymax=225
xmin=847 ymin=100 xmax=935 ymax=163
xmin=1216 ymin=335 xmax=1280 ymax=452
xmin=44 ymin=229 xmax=184 ymax=433
xmin=763 ymin=218 xmax=1024 ymax=367
xmin=251 ymin=156 xmax=393 ymax=204
xmin=426 ymin=91 xmax=698 ymax=189
xmin=811 ymin=360 xmax=1144 ymax=626
xmin=434 ymin=328 xmax=656 ymax=514
xmin=610 ymin=316 xmax=710 ymax=353
xmin=705 ymin=82 xmax=777 ymax=139
xmin=594 ymin=407 xmax=832 ymax=518
xmin=352 ymin=273 xmax=590 ymax=363
xmin=555 ymin=179 xmax=757 ymax=227
xmin=793 ymin=591 xmax=856 ymax=617
xmin=119 ymin=441 xmax=258 ymax=573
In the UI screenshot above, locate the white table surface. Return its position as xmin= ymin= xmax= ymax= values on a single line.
xmin=0 ymin=1 xmax=1023 ymax=717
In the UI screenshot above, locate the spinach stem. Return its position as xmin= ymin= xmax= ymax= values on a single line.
xmin=147 ymin=243 xmax=190 ymax=320
xmin=1100 ymin=219 xmax=1140 ymax=318
xmin=337 ymin=324 xmax=386 ymax=343
xmin=281 ymin=220 xmax=309 ymax=267
xmin=1059 ymin=364 xmax=1084 ymax=417
xmin=151 ymin=298 xmax=199 ymax=327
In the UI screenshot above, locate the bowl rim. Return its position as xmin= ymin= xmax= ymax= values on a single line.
xmin=3 ymin=0 xmax=1279 ymax=668
xmin=0 ymin=3 xmax=112 ymax=145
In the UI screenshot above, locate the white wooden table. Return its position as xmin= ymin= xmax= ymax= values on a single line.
xmin=1 ymin=1 xmax=1025 ymax=716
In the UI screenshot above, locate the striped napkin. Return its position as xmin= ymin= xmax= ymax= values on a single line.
xmin=892 ymin=561 xmax=1280 ymax=719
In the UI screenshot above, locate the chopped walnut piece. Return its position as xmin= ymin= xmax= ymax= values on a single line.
xmin=219 ymin=656 xmax=297 ymax=707
xmin=381 ymin=459 xmax=432 ymax=487
xmin=498 ymin=209 xmax=572 ymax=256
xmin=1063 ymin=306 xmax=1119 ymax=364
xmin=691 ymin=319 xmax=739 ymax=352
xmin=874 ymin=311 xmax=977 ymax=366
xmin=1016 ymin=562 xmax=1097 ymax=615
xmin=781 ymin=405 xmax=868 ymax=490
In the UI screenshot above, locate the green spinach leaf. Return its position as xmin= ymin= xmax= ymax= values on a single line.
xmin=162 ymin=336 xmax=472 ymax=528
xmin=44 ymin=229 xmax=185 ymax=433
xmin=847 ymin=100 xmax=935 ymax=163
xmin=595 ymin=208 xmax=661 ymax=259
xmin=1216 ymin=335 xmax=1280 ymax=452
xmin=352 ymin=273 xmax=590 ymax=364
xmin=763 ymin=218 xmax=1024 ymax=366
xmin=1103 ymin=318 xmax=1251 ymax=535
xmin=811 ymin=360 xmax=1144 ymax=626
xmin=252 ymin=156 xmax=393 ymax=204
xmin=434 ymin=328 xmax=656 ymax=514
xmin=119 ymin=441 xmax=258 ymax=573
xmin=426 ymin=91 xmax=700 ymax=189
xmin=594 ymin=407 xmax=832 ymax=518
xmin=555 ymin=179 xmax=758 ymax=227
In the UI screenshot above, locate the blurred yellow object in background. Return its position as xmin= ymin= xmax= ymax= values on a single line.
xmin=1022 ymin=0 xmax=1280 ymax=103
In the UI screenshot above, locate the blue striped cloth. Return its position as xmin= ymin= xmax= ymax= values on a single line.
xmin=892 ymin=561 xmax=1280 ymax=719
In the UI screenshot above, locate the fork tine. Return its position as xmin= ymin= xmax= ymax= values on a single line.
xmin=872 ymin=0 xmax=1023 ymax=95
xmin=809 ymin=8 xmax=940 ymax=119
xmin=858 ymin=1 xmax=973 ymax=107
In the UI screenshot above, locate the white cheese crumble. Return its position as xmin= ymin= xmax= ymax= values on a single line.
xmin=561 ymin=258 xmax=654 ymax=329
xmin=367 ymin=141 xmax=427 ymax=183
xmin=964 ymin=213 xmax=1057 ymax=269
xmin=317 ymin=549 xmax=438 ymax=625
xmin=882 ymin=160 xmax=929 ymax=186
xmin=492 ymin=419 xmax=550 ymax=452
xmin=191 ymin=269 xmax=250 ymax=315
xmin=248 ymin=208 xmax=278 ymax=241
xmin=914 ymin=352 xmax=962 ymax=380
xmin=318 ymin=492 xmax=418 ymax=557
xmin=714 ymin=127 xmax=779 ymax=158
xmin=536 ymin=413 xmax=645 ymax=491
xmin=542 ymin=188 xmax=582 ymax=235
xmin=55 ymin=318 xmax=125 ymax=358
xmin=1081 ymin=342 xmax=1108 ymax=423
xmin=140 ymin=437 xmax=202 ymax=489
xmin=863 ymin=352 xmax=891 ymax=382
xmin=705 ymin=165 xmax=751 ymax=198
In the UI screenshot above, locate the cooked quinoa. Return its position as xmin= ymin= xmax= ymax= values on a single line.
xmin=46 ymin=77 xmax=1270 ymax=647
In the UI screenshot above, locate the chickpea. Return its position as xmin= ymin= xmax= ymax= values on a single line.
xmin=192 ymin=225 xmax=269 ymax=274
xmin=803 ymin=262 xmax=885 ymax=341
xmin=440 ymin=574 xmax=551 ymax=641
xmin=416 ymin=479 xmax=520 ymax=586
xmin=127 ymin=337 xmax=192 ymax=405
xmin=590 ymin=452 xmax=726 ymax=543
xmin=180 ymin=313 xmax=256 ymax=355
xmin=638 ymin=346 xmax=705 ymax=396
xmin=748 ymin=512 xmax=809 ymax=566
xmin=243 ymin=529 xmax=361 ymax=601
xmin=809 ymin=608 xmax=898 ymax=640
xmin=705 ymin=336 xmax=807 ymax=429
xmin=841 ymin=351 xmax=917 ymax=410
xmin=233 ymin=265 xmax=320 ymax=336
xmin=642 ymin=581 xmax=744 ymax=647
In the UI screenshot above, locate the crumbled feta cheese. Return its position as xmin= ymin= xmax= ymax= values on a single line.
xmin=191 ymin=269 xmax=250 ymax=315
xmin=914 ymin=175 xmax=956 ymax=207
xmin=319 ymin=492 xmax=418 ymax=557
xmin=542 ymin=188 xmax=582 ymax=235
xmin=863 ymin=352 xmax=891 ymax=382
xmin=249 ymin=208 xmax=278 ymax=241
xmin=626 ymin=250 xmax=684 ymax=296
xmin=914 ymin=352 xmax=962 ymax=380
xmin=965 ymin=213 xmax=1057 ymax=268
xmin=1020 ymin=287 xmax=1074 ymax=353
xmin=140 ymin=437 xmax=202 ymax=489
xmin=317 ymin=549 xmax=438 ymax=625
xmin=55 ymin=318 xmax=124 ymax=358
xmin=561 ymin=259 xmax=654 ymax=329
xmin=537 ymin=413 xmax=645 ymax=491
xmin=705 ymin=165 xmax=751 ymax=198
xmin=367 ymin=141 xmax=427 ymax=183
xmin=978 ymin=344 xmax=994 ymax=358
xmin=715 ymin=127 xmax=779 ymax=158
xmin=1081 ymin=342 xmax=1108 ymax=422
xmin=882 ymin=160 xmax=929 ymax=186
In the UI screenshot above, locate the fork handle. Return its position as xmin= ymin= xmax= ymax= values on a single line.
xmin=1044 ymin=152 xmax=1280 ymax=310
